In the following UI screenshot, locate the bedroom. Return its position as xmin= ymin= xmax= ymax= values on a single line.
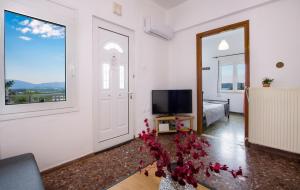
xmin=201 ymin=27 xmax=245 ymax=145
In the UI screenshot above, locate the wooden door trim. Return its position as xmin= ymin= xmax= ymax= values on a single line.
xmin=196 ymin=20 xmax=250 ymax=142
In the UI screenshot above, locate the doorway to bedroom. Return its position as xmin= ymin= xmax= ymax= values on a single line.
xmin=196 ymin=21 xmax=250 ymax=145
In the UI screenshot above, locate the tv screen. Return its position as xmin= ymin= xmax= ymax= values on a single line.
xmin=152 ymin=90 xmax=192 ymax=114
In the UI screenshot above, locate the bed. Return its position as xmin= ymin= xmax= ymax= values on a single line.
xmin=203 ymin=99 xmax=230 ymax=129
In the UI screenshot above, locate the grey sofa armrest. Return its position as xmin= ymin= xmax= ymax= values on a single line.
xmin=0 ymin=153 xmax=45 ymax=190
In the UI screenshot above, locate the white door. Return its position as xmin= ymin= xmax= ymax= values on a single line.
xmin=93 ymin=18 xmax=135 ymax=152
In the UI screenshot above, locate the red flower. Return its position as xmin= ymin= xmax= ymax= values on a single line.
xmin=199 ymin=150 xmax=208 ymax=157
xmin=155 ymin=169 xmax=166 ymax=177
xmin=209 ymin=163 xmax=221 ymax=173
xmin=205 ymin=168 xmax=211 ymax=177
xmin=192 ymin=152 xmax=199 ymax=159
xmin=236 ymin=167 xmax=243 ymax=176
xmin=221 ymin=165 xmax=229 ymax=171
xmin=178 ymin=179 xmax=186 ymax=186
xmin=231 ymin=170 xmax=237 ymax=178
xmin=138 ymin=118 xmax=243 ymax=187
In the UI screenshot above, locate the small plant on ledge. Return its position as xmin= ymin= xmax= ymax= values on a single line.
xmin=138 ymin=119 xmax=244 ymax=189
xmin=262 ymin=77 xmax=274 ymax=87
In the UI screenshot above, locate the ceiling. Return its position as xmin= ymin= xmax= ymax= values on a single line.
xmin=203 ymin=28 xmax=245 ymax=57
xmin=150 ymin=0 xmax=188 ymax=9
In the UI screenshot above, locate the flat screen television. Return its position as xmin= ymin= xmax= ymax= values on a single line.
xmin=152 ymin=90 xmax=192 ymax=114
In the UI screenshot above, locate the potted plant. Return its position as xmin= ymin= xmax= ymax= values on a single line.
xmin=138 ymin=119 xmax=243 ymax=189
xmin=262 ymin=78 xmax=274 ymax=87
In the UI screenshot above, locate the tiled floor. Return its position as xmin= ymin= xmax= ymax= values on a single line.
xmin=42 ymin=133 xmax=300 ymax=190
xmin=204 ymin=113 xmax=244 ymax=145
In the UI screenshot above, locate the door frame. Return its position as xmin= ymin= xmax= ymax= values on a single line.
xmin=196 ymin=20 xmax=250 ymax=143
xmin=92 ymin=16 xmax=135 ymax=152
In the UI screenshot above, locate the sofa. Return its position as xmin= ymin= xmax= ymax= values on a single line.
xmin=0 ymin=153 xmax=45 ymax=190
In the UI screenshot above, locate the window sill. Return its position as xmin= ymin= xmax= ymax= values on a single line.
xmin=219 ymin=91 xmax=245 ymax=94
xmin=0 ymin=106 xmax=79 ymax=122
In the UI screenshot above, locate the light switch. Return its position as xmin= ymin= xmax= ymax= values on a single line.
xmin=113 ymin=2 xmax=122 ymax=16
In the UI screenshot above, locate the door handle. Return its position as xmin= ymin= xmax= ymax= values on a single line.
xmin=128 ymin=92 xmax=134 ymax=100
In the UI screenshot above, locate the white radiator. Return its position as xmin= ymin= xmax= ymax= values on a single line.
xmin=249 ymin=88 xmax=300 ymax=154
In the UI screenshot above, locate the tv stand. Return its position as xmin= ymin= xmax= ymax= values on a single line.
xmin=154 ymin=115 xmax=194 ymax=135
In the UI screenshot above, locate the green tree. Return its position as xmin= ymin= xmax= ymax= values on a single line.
xmin=5 ymin=80 xmax=15 ymax=90
xmin=5 ymin=80 xmax=15 ymax=104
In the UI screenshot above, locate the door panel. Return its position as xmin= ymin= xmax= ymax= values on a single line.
xmin=98 ymin=28 xmax=128 ymax=142
xmin=117 ymin=98 xmax=127 ymax=125
xmin=93 ymin=18 xmax=134 ymax=151
xmin=99 ymin=99 xmax=111 ymax=131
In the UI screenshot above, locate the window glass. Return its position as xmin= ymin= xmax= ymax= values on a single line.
xmin=102 ymin=63 xmax=110 ymax=89
xmin=220 ymin=64 xmax=233 ymax=90
xmin=104 ymin=42 xmax=124 ymax=54
xmin=237 ymin=64 xmax=245 ymax=90
xmin=119 ymin=65 xmax=125 ymax=89
xmin=4 ymin=11 xmax=66 ymax=105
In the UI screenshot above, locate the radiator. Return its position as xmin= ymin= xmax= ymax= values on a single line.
xmin=249 ymin=88 xmax=300 ymax=154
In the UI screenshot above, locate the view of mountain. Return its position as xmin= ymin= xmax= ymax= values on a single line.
xmin=8 ymin=80 xmax=65 ymax=90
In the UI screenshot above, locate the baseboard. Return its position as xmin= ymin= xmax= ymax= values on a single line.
xmin=41 ymin=139 xmax=134 ymax=175
xmin=229 ymin=112 xmax=244 ymax=116
xmin=94 ymin=139 xmax=134 ymax=155
xmin=247 ymin=142 xmax=300 ymax=160
xmin=41 ymin=153 xmax=95 ymax=175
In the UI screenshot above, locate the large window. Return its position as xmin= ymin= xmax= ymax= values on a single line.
xmin=220 ymin=64 xmax=234 ymax=90
xmin=219 ymin=63 xmax=245 ymax=92
xmin=0 ymin=1 xmax=77 ymax=120
xmin=4 ymin=10 xmax=66 ymax=105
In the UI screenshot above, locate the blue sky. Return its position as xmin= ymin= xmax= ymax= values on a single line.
xmin=5 ymin=11 xmax=66 ymax=84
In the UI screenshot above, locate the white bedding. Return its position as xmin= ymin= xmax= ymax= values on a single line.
xmin=203 ymin=102 xmax=225 ymax=126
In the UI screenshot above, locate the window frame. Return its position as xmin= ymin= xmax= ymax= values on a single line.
xmin=0 ymin=0 xmax=78 ymax=121
xmin=218 ymin=62 xmax=245 ymax=93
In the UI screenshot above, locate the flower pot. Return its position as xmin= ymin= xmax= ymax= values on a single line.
xmin=159 ymin=174 xmax=196 ymax=190
xmin=263 ymin=83 xmax=271 ymax=87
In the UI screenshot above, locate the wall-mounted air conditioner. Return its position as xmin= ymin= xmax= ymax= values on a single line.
xmin=144 ymin=17 xmax=174 ymax=40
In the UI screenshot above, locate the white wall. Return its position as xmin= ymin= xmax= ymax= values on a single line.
xmin=0 ymin=0 xmax=169 ymax=170
xmin=167 ymin=0 xmax=276 ymax=31
xmin=168 ymin=0 xmax=300 ymax=128
xmin=202 ymin=29 xmax=244 ymax=113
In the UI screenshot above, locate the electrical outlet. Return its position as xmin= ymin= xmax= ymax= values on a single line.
xmin=113 ymin=2 xmax=122 ymax=16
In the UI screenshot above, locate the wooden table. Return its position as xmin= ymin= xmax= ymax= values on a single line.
xmin=108 ymin=164 xmax=209 ymax=190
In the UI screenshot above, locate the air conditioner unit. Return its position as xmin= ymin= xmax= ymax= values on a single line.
xmin=144 ymin=17 xmax=174 ymax=40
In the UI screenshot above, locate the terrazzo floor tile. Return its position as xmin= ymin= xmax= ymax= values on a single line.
xmin=42 ymin=134 xmax=300 ymax=190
